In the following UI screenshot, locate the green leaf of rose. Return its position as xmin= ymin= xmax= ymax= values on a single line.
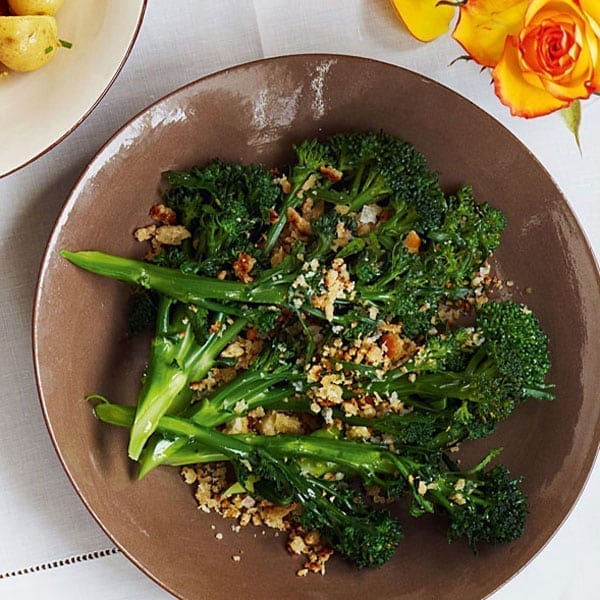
xmin=560 ymin=101 xmax=581 ymax=151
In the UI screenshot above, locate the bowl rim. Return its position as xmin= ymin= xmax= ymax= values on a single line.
xmin=0 ymin=0 xmax=148 ymax=179
xmin=32 ymin=53 xmax=600 ymax=599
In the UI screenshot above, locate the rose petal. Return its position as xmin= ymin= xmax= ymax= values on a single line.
xmin=493 ymin=36 xmax=570 ymax=117
xmin=542 ymin=76 xmax=592 ymax=101
xmin=453 ymin=0 xmax=529 ymax=67
xmin=580 ymin=0 xmax=600 ymax=89
xmin=581 ymin=0 xmax=600 ymax=30
xmin=389 ymin=0 xmax=455 ymax=42
xmin=526 ymin=0 xmax=584 ymax=22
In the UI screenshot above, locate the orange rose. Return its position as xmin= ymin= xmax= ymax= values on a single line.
xmin=455 ymin=0 xmax=600 ymax=117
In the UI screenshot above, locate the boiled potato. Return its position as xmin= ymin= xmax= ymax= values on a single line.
xmin=8 ymin=0 xmax=64 ymax=16
xmin=0 ymin=15 xmax=58 ymax=72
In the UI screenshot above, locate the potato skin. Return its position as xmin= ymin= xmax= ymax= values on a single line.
xmin=0 ymin=15 xmax=58 ymax=72
xmin=8 ymin=0 xmax=64 ymax=16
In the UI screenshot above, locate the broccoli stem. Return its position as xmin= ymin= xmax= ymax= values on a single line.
xmin=367 ymin=371 xmax=475 ymax=401
xmin=95 ymin=401 xmax=403 ymax=480
xmin=316 ymin=179 xmax=391 ymax=214
xmin=127 ymin=310 xmax=247 ymax=460
xmin=136 ymin=339 xmax=306 ymax=476
xmin=261 ymin=183 xmax=306 ymax=257
xmin=137 ymin=383 xmax=297 ymax=477
xmin=61 ymin=250 xmax=289 ymax=307
xmin=190 ymin=381 xmax=296 ymax=425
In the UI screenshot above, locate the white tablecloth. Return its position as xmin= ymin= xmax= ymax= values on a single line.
xmin=1 ymin=1 xmax=598 ymax=598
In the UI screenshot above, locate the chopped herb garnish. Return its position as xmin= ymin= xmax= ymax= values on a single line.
xmin=59 ymin=39 xmax=73 ymax=49
xmin=44 ymin=46 xmax=54 ymax=54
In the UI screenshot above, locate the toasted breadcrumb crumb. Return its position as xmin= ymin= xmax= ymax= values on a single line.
xmin=183 ymin=462 xmax=334 ymax=575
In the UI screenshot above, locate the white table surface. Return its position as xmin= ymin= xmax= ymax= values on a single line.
xmin=1 ymin=1 xmax=599 ymax=598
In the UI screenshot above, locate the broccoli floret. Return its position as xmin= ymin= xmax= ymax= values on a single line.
xmin=261 ymin=138 xmax=333 ymax=256
xmin=475 ymin=300 xmax=552 ymax=398
xmin=409 ymin=328 xmax=476 ymax=373
xmin=308 ymin=210 xmax=356 ymax=260
xmin=338 ymin=410 xmax=440 ymax=446
xmin=292 ymin=137 xmax=332 ymax=181
xmin=424 ymin=455 xmax=527 ymax=551
xmin=387 ymin=287 xmax=437 ymax=339
xmin=295 ymin=474 xmax=403 ymax=569
xmin=162 ymin=160 xmax=281 ymax=276
xmin=445 ymin=464 xmax=527 ymax=549
xmin=427 ymin=186 xmax=506 ymax=295
xmin=243 ymin=305 xmax=281 ymax=334
xmin=318 ymin=132 xmax=446 ymax=231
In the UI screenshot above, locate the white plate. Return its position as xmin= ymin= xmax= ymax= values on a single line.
xmin=0 ymin=0 xmax=146 ymax=177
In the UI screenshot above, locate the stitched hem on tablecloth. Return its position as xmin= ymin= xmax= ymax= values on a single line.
xmin=0 ymin=547 xmax=120 ymax=579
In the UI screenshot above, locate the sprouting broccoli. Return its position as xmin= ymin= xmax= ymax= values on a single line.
xmin=70 ymin=271 xmax=551 ymax=456
xmin=64 ymin=132 xmax=552 ymax=570
xmin=93 ymin=399 xmax=526 ymax=554
xmin=193 ymin=342 xmax=302 ymax=423
xmin=134 ymin=301 xmax=551 ymax=474
xmin=60 ymin=184 xmax=497 ymax=340
xmin=360 ymin=300 xmax=553 ymax=439
xmin=61 ymin=132 xmax=504 ymax=342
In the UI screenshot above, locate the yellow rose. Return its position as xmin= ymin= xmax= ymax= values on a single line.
xmin=455 ymin=0 xmax=600 ymax=117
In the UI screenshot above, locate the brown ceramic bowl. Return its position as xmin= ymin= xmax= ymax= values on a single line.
xmin=33 ymin=55 xmax=600 ymax=599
